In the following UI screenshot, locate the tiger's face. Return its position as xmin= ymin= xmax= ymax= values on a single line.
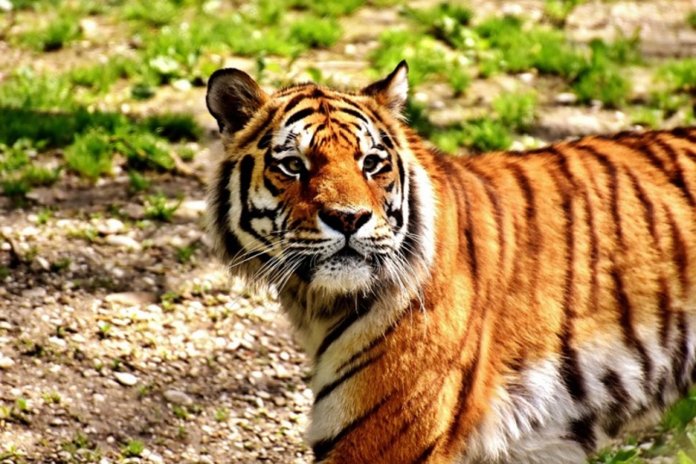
xmin=207 ymin=62 xmax=432 ymax=298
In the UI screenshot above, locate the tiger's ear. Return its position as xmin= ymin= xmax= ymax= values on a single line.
xmin=362 ymin=60 xmax=409 ymax=113
xmin=206 ymin=68 xmax=268 ymax=135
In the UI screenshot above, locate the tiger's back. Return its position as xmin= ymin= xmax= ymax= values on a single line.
xmin=205 ymin=61 xmax=696 ymax=463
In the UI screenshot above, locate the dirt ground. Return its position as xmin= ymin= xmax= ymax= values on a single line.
xmin=1 ymin=1 xmax=696 ymax=463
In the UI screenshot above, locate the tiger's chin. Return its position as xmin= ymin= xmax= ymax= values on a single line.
xmin=308 ymin=257 xmax=375 ymax=295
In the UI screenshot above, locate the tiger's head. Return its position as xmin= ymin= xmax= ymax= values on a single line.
xmin=206 ymin=62 xmax=435 ymax=308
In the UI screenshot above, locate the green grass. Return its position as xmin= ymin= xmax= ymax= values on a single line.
xmin=371 ymin=30 xmax=470 ymax=94
xmin=17 ymin=14 xmax=82 ymax=51
xmin=290 ymin=16 xmax=342 ymax=48
xmin=144 ymin=193 xmax=182 ymax=221
xmin=688 ymin=11 xmax=696 ymax=29
xmin=64 ymin=129 xmax=113 ymax=180
xmin=657 ymin=59 xmax=696 ymax=94
xmin=543 ymin=0 xmax=585 ymax=26
xmin=493 ymin=91 xmax=537 ymax=131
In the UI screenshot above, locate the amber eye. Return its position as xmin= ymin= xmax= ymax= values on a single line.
xmin=279 ymin=157 xmax=305 ymax=176
xmin=362 ymin=155 xmax=382 ymax=175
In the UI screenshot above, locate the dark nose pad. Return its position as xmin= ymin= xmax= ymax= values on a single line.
xmin=319 ymin=209 xmax=372 ymax=235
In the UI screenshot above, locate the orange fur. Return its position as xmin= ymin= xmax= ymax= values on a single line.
xmin=206 ymin=64 xmax=696 ymax=463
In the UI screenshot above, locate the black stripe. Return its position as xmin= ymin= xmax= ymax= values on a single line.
xmin=315 ymin=295 xmax=375 ymax=359
xmin=666 ymin=208 xmax=690 ymax=292
xmin=658 ymin=278 xmax=673 ymax=347
xmin=612 ymin=268 xmax=653 ymax=384
xmin=380 ymin=130 xmax=395 ymax=149
xmin=411 ymin=440 xmax=438 ymax=464
xmin=600 ymin=370 xmax=630 ymax=437
xmin=654 ymin=135 xmax=696 ymax=208
xmin=284 ymin=93 xmax=307 ymax=113
xmin=314 ymin=354 xmax=383 ymax=404
xmin=285 ymin=107 xmax=315 ymax=127
xmin=312 ymin=393 xmax=393 ymax=462
xmin=580 ymin=146 xmax=624 ymax=246
xmin=257 ymin=130 xmax=273 ymax=149
xmin=237 ymin=106 xmax=278 ymax=148
xmin=569 ymin=413 xmax=596 ymax=452
xmin=215 ymin=159 xmax=241 ymax=259
xmin=672 ymin=311 xmax=689 ymax=394
xmin=611 ymin=137 xmax=669 ymax=174
xmin=548 ymin=160 xmax=586 ymax=403
xmin=671 ymin=126 xmax=696 ymax=144
xmin=338 ymin=107 xmax=369 ymax=124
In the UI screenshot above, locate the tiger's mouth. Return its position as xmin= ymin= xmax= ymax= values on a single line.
xmin=305 ymin=245 xmax=377 ymax=293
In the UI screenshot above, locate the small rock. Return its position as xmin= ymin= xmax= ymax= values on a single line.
xmin=114 ymin=372 xmax=139 ymax=386
xmin=79 ymin=18 xmax=99 ymax=39
xmin=0 ymin=356 xmax=15 ymax=369
xmin=106 ymin=292 xmax=157 ymax=306
xmin=163 ymin=389 xmax=193 ymax=406
xmin=35 ymin=256 xmax=50 ymax=271
xmin=555 ymin=92 xmax=578 ymax=104
xmin=22 ymin=287 xmax=47 ymax=299
xmin=98 ymin=218 xmax=125 ymax=235
xmin=105 ymin=235 xmax=141 ymax=250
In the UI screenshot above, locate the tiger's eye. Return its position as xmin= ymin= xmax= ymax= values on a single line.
xmin=282 ymin=157 xmax=304 ymax=175
xmin=362 ymin=155 xmax=381 ymax=174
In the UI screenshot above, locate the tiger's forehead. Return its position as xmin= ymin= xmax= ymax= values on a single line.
xmin=266 ymin=85 xmax=390 ymax=161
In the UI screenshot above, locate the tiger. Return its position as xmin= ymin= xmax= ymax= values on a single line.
xmin=205 ymin=60 xmax=696 ymax=463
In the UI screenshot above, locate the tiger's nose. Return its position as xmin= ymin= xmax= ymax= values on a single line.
xmin=318 ymin=208 xmax=372 ymax=236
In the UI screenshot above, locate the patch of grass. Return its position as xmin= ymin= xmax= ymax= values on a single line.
xmin=630 ymin=106 xmax=664 ymax=129
xmin=68 ymin=57 xmax=139 ymax=94
xmin=144 ymin=193 xmax=181 ymax=221
xmin=405 ymin=3 xmax=473 ymax=49
xmin=175 ymin=244 xmax=196 ymax=263
xmin=688 ymin=10 xmax=696 ymax=29
xmin=128 ymin=170 xmax=151 ymax=192
xmin=543 ymin=0 xmax=585 ymax=26
xmin=64 ymin=129 xmax=113 ymax=180
xmin=121 ymin=439 xmax=145 ymax=458
xmin=123 ymin=0 xmax=181 ymax=27
xmin=290 ymin=0 xmax=364 ymax=17
xmin=493 ymin=91 xmax=537 ymax=131
xmin=289 ymin=16 xmax=342 ymax=48
xmin=142 ymin=113 xmax=201 ymax=142
xmin=214 ymin=407 xmax=230 ymax=422
xmin=431 ymin=118 xmax=512 ymax=153
xmin=1 ymin=139 xmax=60 ymax=197
xmin=573 ymin=62 xmax=630 ymax=107
xmin=476 ymin=16 xmax=584 ymax=77
xmin=17 ymin=14 xmax=82 ymax=52
xmin=371 ymin=30 xmax=470 ymax=94
xmin=657 ymin=59 xmax=696 ymax=94
xmin=42 ymin=391 xmax=61 ymax=405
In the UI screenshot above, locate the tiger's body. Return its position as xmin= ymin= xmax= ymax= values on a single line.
xmin=205 ymin=61 xmax=696 ymax=463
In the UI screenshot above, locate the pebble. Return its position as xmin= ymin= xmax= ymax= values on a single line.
xmin=114 ymin=372 xmax=139 ymax=386
xmin=105 ymin=235 xmax=142 ymax=250
xmin=106 ymin=292 xmax=157 ymax=306
xmin=0 ymin=356 xmax=15 ymax=369
xmin=22 ymin=287 xmax=47 ymax=299
xmin=555 ymin=92 xmax=578 ymax=104
xmin=163 ymin=389 xmax=194 ymax=406
xmin=98 ymin=218 xmax=125 ymax=235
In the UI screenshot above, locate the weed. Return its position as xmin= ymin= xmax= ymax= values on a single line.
xmin=142 ymin=113 xmax=201 ymax=142
xmin=42 ymin=391 xmax=61 ymax=405
xmin=290 ymin=0 xmax=364 ymax=17
xmin=0 ymin=266 xmax=9 ymax=280
xmin=128 ymin=170 xmax=151 ymax=192
xmin=688 ymin=11 xmax=696 ymax=29
xmin=64 ymin=129 xmax=113 ymax=180
xmin=290 ymin=16 xmax=342 ymax=48
xmin=175 ymin=244 xmax=196 ymax=263
xmin=543 ymin=0 xmax=584 ymax=26
xmin=124 ymin=0 xmax=179 ymax=27
xmin=36 ymin=208 xmax=53 ymax=225
xmin=50 ymin=258 xmax=71 ymax=272
xmin=214 ymin=407 xmax=230 ymax=422
xmin=493 ymin=92 xmax=537 ymax=131
xmin=573 ymin=60 xmax=630 ymax=107
xmin=69 ymin=57 xmax=138 ymax=94
xmin=144 ymin=193 xmax=182 ymax=222
xmin=630 ymin=106 xmax=663 ymax=129
xmin=172 ymin=405 xmax=188 ymax=420
xmin=371 ymin=30 xmax=470 ymax=93
xmin=18 ymin=14 xmax=81 ymax=52
xmin=657 ymin=59 xmax=696 ymax=94
xmin=121 ymin=439 xmax=145 ymax=458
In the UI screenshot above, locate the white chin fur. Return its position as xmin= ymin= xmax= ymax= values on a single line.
xmin=309 ymin=259 xmax=374 ymax=294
